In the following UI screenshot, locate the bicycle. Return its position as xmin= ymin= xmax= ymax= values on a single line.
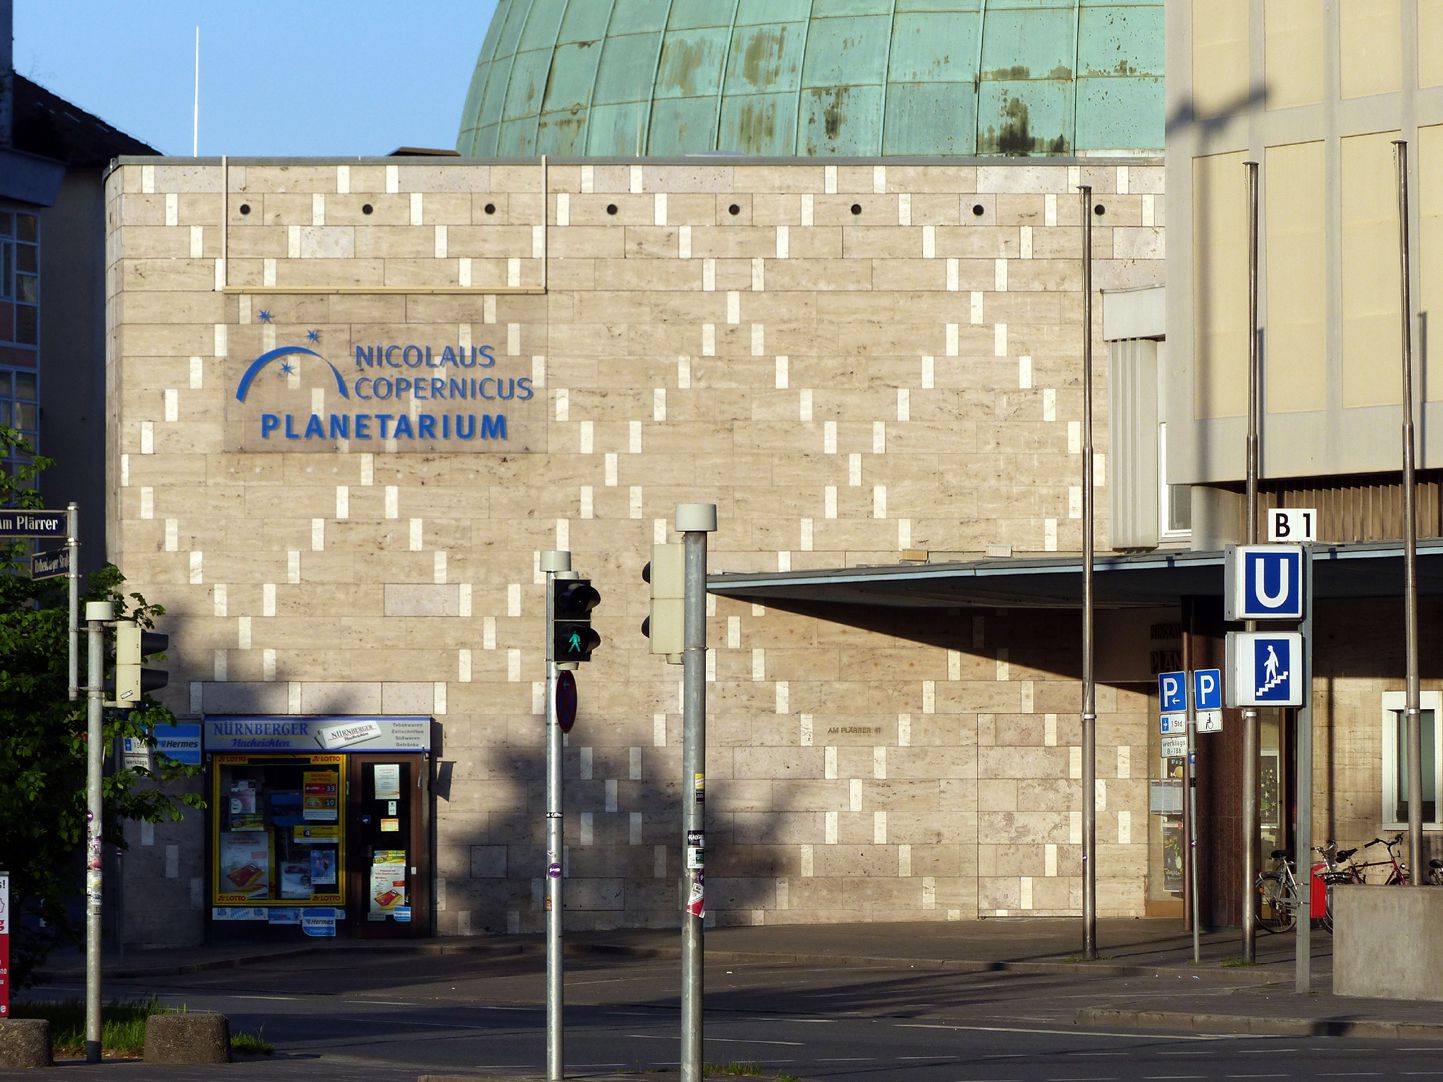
xmin=1314 ymin=840 xmax=1362 ymax=933
xmin=1256 ymin=845 xmax=1344 ymax=934
xmin=1357 ymin=833 xmax=1410 ymax=885
xmin=1255 ymin=849 xmax=1302 ymax=933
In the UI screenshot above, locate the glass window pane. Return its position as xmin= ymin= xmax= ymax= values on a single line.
xmin=0 ymin=401 xmax=12 ymax=426
xmin=17 ymin=275 xmax=36 ymax=303
xmin=15 ymin=403 xmax=37 ymax=429
xmin=0 ymin=211 xmax=12 ymax=235
xmin=16 ymin=214 xmax=36 ymax=242
xmin=16 ymin=245 xmax=36 ymax=274
xmin=15 ymin=306 xmax=35 ymax=344
xmin=1394 ymin=709 xmax=1437 ymax=822
xmin=15 ymin=372 xmax=36 ymax=400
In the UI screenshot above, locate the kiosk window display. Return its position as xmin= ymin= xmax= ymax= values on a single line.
xmin=205 ymin=716 xmax=432 ymax=938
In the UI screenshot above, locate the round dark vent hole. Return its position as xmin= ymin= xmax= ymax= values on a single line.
xmin=1094 ymin=203 xmax=1106 ymax=216
xmin=238 ymin=203 xmax=251 ymax=216
xmin=361 ymin=203 xmax=373 ymax=215
xmin=484 ymin=202 xmax=496 ymax=215
xmin=971 ymin=203 xmax=984 ymax=217
xmin=606 ymin=203 xmax=618 ymax=215
xmin=850 ymin=203 xmax=862 ymax=215
xmin=728 ymin=203 xmax=740 ymax=216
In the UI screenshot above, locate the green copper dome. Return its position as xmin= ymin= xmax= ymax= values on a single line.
xmin=457 ymin=0 xmax=1163 ymax=158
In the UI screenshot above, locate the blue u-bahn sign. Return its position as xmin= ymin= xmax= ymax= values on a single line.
xmin=1224 ymin=545 xmax=1304 ymax=621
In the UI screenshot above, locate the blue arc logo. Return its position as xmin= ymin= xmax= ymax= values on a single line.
xmin=235 ymin=346 xmax=351 ymax=403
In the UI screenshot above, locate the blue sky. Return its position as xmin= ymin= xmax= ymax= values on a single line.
xmin=14 ymin=1 xmax=500 ymax=156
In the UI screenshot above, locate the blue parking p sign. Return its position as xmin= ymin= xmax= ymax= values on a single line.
xmin=1158 ymin=671 xmax=1187 ymax=712
xmin=1194 ymin=668 xmax=1222 ymax=711
xmin=1225 ymin=545 xmax=1304 ymax=621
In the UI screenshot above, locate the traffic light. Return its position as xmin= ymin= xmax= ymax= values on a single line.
xmin=553 ymin=578 xmax=601 ymax=664
xmin=641 ymin=543 xmax=684 ymax=663
xmin=112 ymin=620 xmax=169 ymax=705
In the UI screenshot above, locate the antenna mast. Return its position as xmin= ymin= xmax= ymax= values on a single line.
xmin=192 ymin=26 xmax=200 ymax=157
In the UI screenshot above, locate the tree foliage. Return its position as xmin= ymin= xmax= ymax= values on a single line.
xmin=0 ymin=428 xmax=202 ymax=985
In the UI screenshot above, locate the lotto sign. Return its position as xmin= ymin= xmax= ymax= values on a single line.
xmin=1224 ymin=545 xmax=1304 ymax=621
xmin=1225 ymin=632 xmax=1304 ymax=707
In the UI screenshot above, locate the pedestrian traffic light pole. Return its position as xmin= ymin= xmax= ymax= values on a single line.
xmin=1393 ymin=140 xmax=1424 ymax=888
xmin=84 ymin=600 xmax=113 ymax=1064
xmin=677 ymin=503 xmax=717 ymax=1082
xmin=540 ymin=548 xmax=570 ymax=1082
xmin=1242 ymin=159 xmax=1261 ymax=962
xmin=1079 ymin=184 xmax=1097 ymax=961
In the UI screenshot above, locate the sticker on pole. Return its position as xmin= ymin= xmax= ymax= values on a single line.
xmin=1225 ymin=632 xmax=1304 ymax=707
xmin=685 ymin=871 xmax=705 ymax=918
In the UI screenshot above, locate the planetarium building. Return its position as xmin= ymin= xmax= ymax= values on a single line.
xmin=102 ymin=0 xmax=1202 ymax=945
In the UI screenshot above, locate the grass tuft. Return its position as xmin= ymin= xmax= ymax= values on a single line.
xmin=11 ymin=997 xmax=271 ymax=1057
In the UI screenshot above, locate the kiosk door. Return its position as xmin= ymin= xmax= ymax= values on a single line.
xmin=348 ymin=753 xmax=429 ymax=937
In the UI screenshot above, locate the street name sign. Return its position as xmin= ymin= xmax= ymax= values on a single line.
xmin=30 ymin=546 xmax=69 ymax=580
xmin=0 ymin=509 xmax=67 ymax=537
xmin=1225 ymin=632 xmax=1304 ymax=707
xmin=1224 ymin=544 xmax=1304 ymax=621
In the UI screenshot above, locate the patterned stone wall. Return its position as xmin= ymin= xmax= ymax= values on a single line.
xmin=106 ymin=157 xmax=1164 ymax=944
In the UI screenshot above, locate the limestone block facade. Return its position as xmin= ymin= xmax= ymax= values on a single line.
xmin=105 ymin=157 xmax=1165 ymax=945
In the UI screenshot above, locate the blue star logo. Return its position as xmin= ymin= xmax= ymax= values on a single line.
xmin=306 ymin=329 xmax=321 ymax=343
xmin=258 ymin=309 xmax=272 ymax=323
xmin=278 ymin=361 xmax=296 ymax=377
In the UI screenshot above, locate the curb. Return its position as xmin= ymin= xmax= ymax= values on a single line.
xmin=1078 ymin=1007 xmax=1443 ymax=1041
xmin=568 ymin=941 xmax=1289 ymax=985
xmin=38 ymin=939 xmax=532 ymax=981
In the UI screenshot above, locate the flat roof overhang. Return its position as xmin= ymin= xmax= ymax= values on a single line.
xmin=708 ymin=540 xmax=1443 ymax=611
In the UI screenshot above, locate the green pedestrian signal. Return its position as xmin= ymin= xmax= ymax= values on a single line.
xmin=553 ymin=578 xmax=601 ymax=663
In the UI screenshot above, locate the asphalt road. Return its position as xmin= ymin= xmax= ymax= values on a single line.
xmin=18 ymin=949 xmax=1443 ymax=1081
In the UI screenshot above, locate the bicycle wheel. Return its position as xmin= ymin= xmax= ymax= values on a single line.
xmin=1256 ymin=873 xmax=1297 ymax=933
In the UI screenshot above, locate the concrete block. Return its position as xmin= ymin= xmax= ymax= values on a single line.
xmin=1334 ymin=884 xmax=1443 ymax=1000
xmin=144 ymin=1011 xmax=231 ymax=1064
xmin=0 ymin=1019 xmax=52 ymax=1068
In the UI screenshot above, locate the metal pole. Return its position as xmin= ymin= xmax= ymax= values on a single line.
xmin=1242 ymin=160 xmax=1260 ymax=960
xmin=1295 ymin=545 xmax=1314 ymax=991
xmin=1079 ymin=184 xmax=1097 ymax=960
xmin=540 ymin=549 xmax=570 ymax=1081
xmin=1183 ymin=601 xmax=1200 ymax=965
xmin=1393 ymin=140 xmax=1424 ymax=885
xmin=677 ymin=503 xmax=716 ymax=1082
xmin=84 ymin=600 xmax=113 ymax=1064
xmin=67 ymin=502 xmax=78 ymax=701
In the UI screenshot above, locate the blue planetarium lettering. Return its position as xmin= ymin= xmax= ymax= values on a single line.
xmin=234 ymin=342 xmax=533 ymax=444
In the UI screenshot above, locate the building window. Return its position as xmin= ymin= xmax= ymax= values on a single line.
xmin=0 ymin=209 xmax=40 ymax=348
xmin=1381 ymin=691 xmax=1443 ymax=830
xmin=0 ymin=369 xmax=40 ymax=480
xmin=1157 ymin=420 xmax=1192 ymax=540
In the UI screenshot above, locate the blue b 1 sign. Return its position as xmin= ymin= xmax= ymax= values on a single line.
xmin=1225 ymin=545 xmax=1304 ymax=621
